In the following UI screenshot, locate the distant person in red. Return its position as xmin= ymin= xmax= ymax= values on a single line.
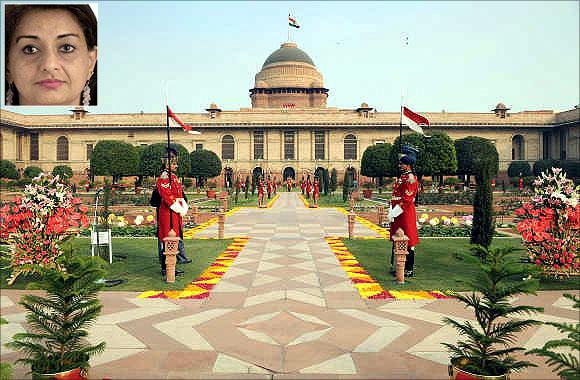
xmin=156 ymin=148 xmax=191 ymax=279
xmin=300 ymin=176 xmax=305 ymax=195
xmin=519 ymin=177 xmax=524 ymax=192
xmin=306 ymin=176 xmax=312 ymax=199
xmin=389 ymin=145 xmax=420 ymax=277
xmin=266 ymin=176 xmax=272 ymax=199
xmin=312 ymin=177 xmax=320 ymax=206
xmin=286 ymin=177 xmax=292 ymax=192
xmin=257 ymin=176 xmax=265 ymax=207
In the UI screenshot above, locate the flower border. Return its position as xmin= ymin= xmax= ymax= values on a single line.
xmin=325 ymin=237 xmax=452 ymax=300
xmin=137 ymin=237 xmax=249 ymax=299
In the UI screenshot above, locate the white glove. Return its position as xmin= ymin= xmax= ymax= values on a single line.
xmin=178 ymin=198 xmax=189 ymax=216
xmin=170 ymin=201 xmax=185 ymax=215
xmin=389 ymin=205 xmax=403 ymax=220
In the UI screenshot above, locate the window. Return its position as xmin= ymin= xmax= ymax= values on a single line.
xmin=284 ymin=131 xmax=295 ymax=160
xmin=195 ymin=143 xmax=203 ymax=151
xmin=57 ymin=136 xmax=69 ymax=161
xmin=344 ymin=134 xmax=357 ymax=160
xmin=254 ymin=131 xmax=264 ymax=159
xmin=86 ymin=144 xmax=93 ymax=160
xmin=30 ymin=133 xmax=39 ymax=160
xmin=511 ymin=135 xmax=524 ymax=160
xmin=17 ymin=133 xmax=23 ymax=160
xmin=314 ymin=131 xmax=325 ymax=160
xmin=221 ymin=135 xmax=234 ymax=160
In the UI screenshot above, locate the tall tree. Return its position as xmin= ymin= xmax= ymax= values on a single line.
xmin=455 ymin=136 xmax=499 ymax=247
xmin=91 ymin=141 xmax=138 ymax=184
xmin=421 ymin=132 xmax=457 ymax=185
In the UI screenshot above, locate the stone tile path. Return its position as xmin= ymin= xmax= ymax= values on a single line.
xmin=1 ymin=192 xmax=576 ymax=379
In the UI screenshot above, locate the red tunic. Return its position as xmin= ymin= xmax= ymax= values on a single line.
xmin=313 ymin=182 xmax=320 ymax=199
xmin=306 ymin=182 xmax=311 ymax=195
xmin=156 ymin=170 xmax=184 ymax=239
xmin=258 ymin=180 xmax=265 ymax=195
xmin=390 ymin=172 xmax=419 ymax=247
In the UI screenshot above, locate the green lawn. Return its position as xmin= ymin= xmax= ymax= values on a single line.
xmin=1 ymin=238 xmax=232 ymax=291
xmin=342 ymin=238 xmax=580 ymax=292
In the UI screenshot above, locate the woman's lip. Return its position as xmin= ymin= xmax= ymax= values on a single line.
xmin=37 ymin=80 xmax=64 ymax=89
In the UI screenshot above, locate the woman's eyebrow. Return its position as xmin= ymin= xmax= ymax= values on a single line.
xmin=15 ymin=33 xmax=81 ymax=43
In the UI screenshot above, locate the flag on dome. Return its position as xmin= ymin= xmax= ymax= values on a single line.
xmin=402 ymin=106 xmax=430 ymax=136
xmin=167 ymin=106 xmax=200 ymax=135
xmin=288 ymin=14 xmax=300 ymax=28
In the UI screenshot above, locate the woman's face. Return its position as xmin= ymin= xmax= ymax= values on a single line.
xmin=7 ymin=9 xmax=97 ymax=105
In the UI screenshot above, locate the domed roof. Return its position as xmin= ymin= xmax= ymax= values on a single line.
xmin=262 ymin=42 xmax=315 ymax=68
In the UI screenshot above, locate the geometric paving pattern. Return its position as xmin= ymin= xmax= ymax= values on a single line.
xmin=1 ymin=192 xmax=574 ymax=379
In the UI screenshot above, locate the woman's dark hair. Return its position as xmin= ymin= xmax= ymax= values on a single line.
xmin=4 ymin=4 xmax=98 ymax=105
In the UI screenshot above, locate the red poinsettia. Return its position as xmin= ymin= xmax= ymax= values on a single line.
xmin=516 ymin=168 xmax=579 ymax=277
xmin=0 ymin=174 xmax=90 ymax=284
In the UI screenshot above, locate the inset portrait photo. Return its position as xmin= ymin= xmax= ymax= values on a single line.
xmin=3 ymin=3 xmax=98 ymax=106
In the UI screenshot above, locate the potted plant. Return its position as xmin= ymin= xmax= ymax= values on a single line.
xmin=206 ymin=181 xmax=217 ymax=199
xmin=362 ymin=182 xmax=373 ymax=199
xmin=6 ymin=252 xmax=106 ymax=380
xmin=443 ymin=245 xmax=544 ymax=379
xmin=527 ymin=293 xmax=579 ymax=380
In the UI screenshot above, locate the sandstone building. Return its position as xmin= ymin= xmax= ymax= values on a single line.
xmin=1 ymin=41 xmax=579 ymax=184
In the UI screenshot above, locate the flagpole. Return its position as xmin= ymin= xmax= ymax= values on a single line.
xmin=165 ymin=103 xmax=174 ymax=231
xmin=288 ymin=13 xmax=291 ymax=42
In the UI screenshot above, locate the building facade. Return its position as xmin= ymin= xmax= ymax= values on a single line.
xmin=1 ymin=42 xmax=579 ymax=182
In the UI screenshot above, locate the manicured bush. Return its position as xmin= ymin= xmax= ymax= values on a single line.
xmin=0 ymin=160 xmax=19 ymax=179
xmin=23 ymin=166 xmax=43 ymax=179
xmin=420 ymin=192 xmax=474 ymax=205
xmin=189 ymin=149 xmax=221 ymax=186
xmin=91 ymin=141 xmax=139 ymax=184
xmin=52 ymin=165 xmax=73 ymax=180
xmin=507 ymin=161 xmax=532 ymax=178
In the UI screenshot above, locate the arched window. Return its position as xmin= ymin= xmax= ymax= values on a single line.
xmin=221 ymin=135 xmax=234 ymax=160
xmin=344 ymin=134 xmax=357 ymax=160
xmin=511 ymin=135 xmax=525 ymax=160
xmin=57 ymin=136 xmax=69 ymax=161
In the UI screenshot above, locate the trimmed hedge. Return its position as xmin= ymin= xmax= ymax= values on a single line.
xmin=419 ymin=192 xmax=474 ymax=205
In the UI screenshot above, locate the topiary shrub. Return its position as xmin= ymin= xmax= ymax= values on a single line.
xmin=0 ymin=160 xmax=19 ymax=179
xmin=23 ymin=166 xmax=43 ymax=179
xmin=52 ymin=165 xmax=73 ymax=181
xmin=507 ymin=161 xmax=532 ymax=178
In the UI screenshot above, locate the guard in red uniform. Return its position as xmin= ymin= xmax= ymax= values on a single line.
xmin=156 ymin=148 xmax=190 ymax=279
xmin=300 ymin=176 xmax=305 ymax=195
xmin=267 ymin=176 xmax=273 ymax=199
xmin=257 ymin=176 xmax=265 ymax=207
xmin=286 ymin=177 xmax=292 ymax=192
xmin=389 ymin=145 xmax=420 ymax=277
xmin=312 ymin=177 xmax=320 ymax=206
xmin=306 ymin=176 xmax=312 ymax=199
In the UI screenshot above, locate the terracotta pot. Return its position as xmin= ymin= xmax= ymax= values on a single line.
xmin=448 ymin=359 xmax=509 ymax=380
xmin=362 ymin=189 xmax=373 ymax=198
xmin=38 ymin=367 xmax=88 ymax=380
xmin=206 ymin=190 xmax=216 ymax=199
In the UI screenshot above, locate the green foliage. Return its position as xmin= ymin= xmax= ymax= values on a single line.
xmin=5 ymin=253 xmax=106 ymax=376
xmin=189 ymin=149 xmax=221 ymax=184
xmin=52 ymin=165 xmax=73 ymax=181
xmin=420 ymin=192 xmax=474 ymax=205
xmin=0 ymin=160 xmax=19 ymax=179
xmin=23 ymin=166 xmax=43 ymax=179
xmin=455 ymin=137 xmax=499 ymax=248
xmin=322 ymin=168 xmax=330 ymax=195
xmin=507 ymin=161 xmax=532 ymax=178
xmin=330 ymin=168 xmax=338 ymax=194
xmin=422 ymin=132 xmax=458 ymax=177
xmin=455 ymin=136 xmax=499 ymax=178
xmin=361 ymin=143 xmax=392 ymax=179
xmin=244 ymin=176 xmax=250 ymax=198
xmin=527 ymin=293 xmax=580 ymax=380
xmin=139 ymin=143 xmax=190 ymax=178
xmin=342 ymin=169 xmax=354 ymax=202
xmin=0 ymin=362 xmax=12 ymax=380
xmin=91 ymin=141 xmax=138 ymax=183
xmin=442 ymin=246 xmax=543 ymax=376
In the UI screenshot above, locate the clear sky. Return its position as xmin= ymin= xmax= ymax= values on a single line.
xmin=1 ymin=0 xmax=578 ymax=115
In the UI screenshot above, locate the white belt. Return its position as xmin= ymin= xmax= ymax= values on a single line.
xmin=392 ymin=196 xmax=401 ymax=200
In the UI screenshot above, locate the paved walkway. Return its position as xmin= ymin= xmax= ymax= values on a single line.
xmin=1 ymin=193 xmax=577 ymax=379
